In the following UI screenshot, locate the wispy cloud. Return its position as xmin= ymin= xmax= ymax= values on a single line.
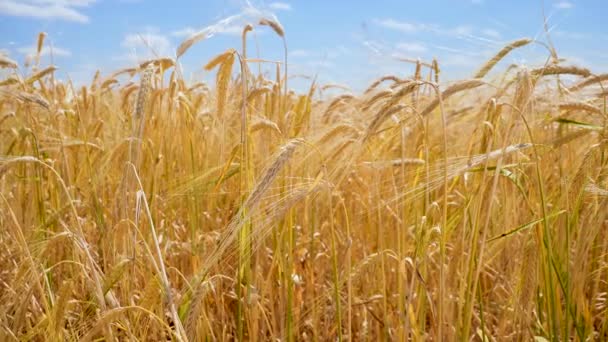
xmin=269 ymin=2 xmax=291 ymax=11
xmin=17 ymin=45 xmax=72 ymax=58
xmin=0 ymin=0 xmax=96 ymax=23
xmin=373 ymin=18 xmax=426 ymax=33
xmin=120 ymin=29 xmax=172 ymax=63
xmin=171 ymin=27 xmax=199 ymax=38
xmin=481 ymin=28 xmax=501 ymax=39
xmin=291 ymin=49 xmax=312 ymax=57
xmin=374 ymin=18 xmax=479 ymax=38
xmin=396 ymin=42 xmax=427 ymax=54
xmin=554 ymin=30 xmax=586 ymax=40
xmin=554 ymin=1 xmax=574 ymax=9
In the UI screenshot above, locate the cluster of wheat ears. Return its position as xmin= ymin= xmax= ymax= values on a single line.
xmin=0 ymin=18 xmax=607 ymax=341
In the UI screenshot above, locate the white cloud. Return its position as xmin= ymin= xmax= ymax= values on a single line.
xmin=17 ymin=45 xmax=72 ymax=58
xmin=453 ymin=25 xmax=473 ymax=36
xmin=269 ymin=2 xmax=291 ymax=11
xmin=373 ymin=18 xmax=425 ymax=33
xmin=441 ymin=54 xmax=479 ymax=67
xmin=554 ymin=1 xmax=573 ymax=9
xmin=481 ymin=29 xmax=501 ymax=39
xmin=308 ymin=60 xmax=333 ymax=69
xmin=171 ymin=23 xmax=250 ymax=39
xmin=291 ymin=49 xmax=312 ymax=57
xmin=396 ymin=42 xmax=427 ymax=54
xmin=120 ymin=30 xmax=172 ymax=63
xmin=554 ymin=30 xmax=586 ymax=40
xmin=0 ymin=0 xmax=96 ymax=23
xmin=171 ymin=27 xmax=198 ymax=38
xmin=374 ymin=18 xmax=477 ymax=38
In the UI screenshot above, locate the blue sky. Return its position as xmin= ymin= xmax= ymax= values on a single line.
xmin=1 ymin=0 xmax=606 ymax=91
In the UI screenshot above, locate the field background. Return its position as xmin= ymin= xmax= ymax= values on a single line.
xmin=1 ymin=7 xmax=608 ymax=341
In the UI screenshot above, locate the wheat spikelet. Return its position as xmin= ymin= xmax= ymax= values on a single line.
xmin=176 ymin=31 xmax=207 ymax=59
xmin=568 ymin=143 xmax=603 ymax=205
xmin=197 ymin=139 xmax=303 ymax=277
xmin=323 ymin=96 xmax=353 ymax=122
xmin=317 ymin=123 xmax=360 ymax=144
xmin=217 ymin=54 xmax=235 ymax=119
xmin=361 ymin=158 xmax=425 ymax=168
xmin=362 ymin=89 xmax=393 ymax=111
xmin=129 ymin=65 xmax=153 ymax=169
xmin=321 ymin=83 xmax=350 ymax=91
xmin=48 ymin=281 xmax=72 ymax=341
xmin=551 ymin=129 xmax=591 ymax=148
xmin=388 ymin=81 xmax=423 ymax=106
xmin=185 ymin=279 xmax=212 ymax=341
xmin=585 ymin=183 xmax=608 ymax=197
xmin=512 ymin=69 xmax=534 ymax=116
xmin=364 ymin=75 xmax=402 ymax=94
xmin=204 ymin=49 xmax=236 ymax=120
xmin=568 ymin=73 xmax=608 ymax=92
xmin=0 ymin=75 xmax=20 ymax=86
xmin=516 ymin=240 xmax=538 ymax=336
xmin=133 ymin=66 xmax=153 ymax=125
xmin=259 ymin=18 xmax=285 ymax=37
xmin=245 ymin=139 xmax=302 ymax=209
xmin=100 ymin=78 xmax=118 ymax=90
xmin=204 ymin=49 xmax=235 ymax=71
xmin=25 ymin=66 xmax=57 ymax=85
xmin=432 ymin=58 xmax=440 ymax=83
xmin=414 ymin=60 xmax=422 ymax=80
xmin=531 ymin=64 xmax=591 ymax=78
xmin=419 ymin=79 xmax=485 ymax=117
xmin=0 ymin=89 xmax=50 ymax=109
xmin=34 ymin=32 xmax=46 ymax=67
xmin=474 ymin=38 xmax=532 ymax=78
xmin=364 ymin=104 xmax=408 ymax=140
xmin=109 ymin=67 xmax=137 ymax=79
xmin=559 ymin=102 xmax=603 ymax=116
xmin=0 ymin=55 xmax=17 ymax=69
xmin=251 ymin=116 xmax=282 ymax=136
xmin=140 ymin=57 xmax=175 ymax=72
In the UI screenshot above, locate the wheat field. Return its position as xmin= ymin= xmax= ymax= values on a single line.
xmin=1 ymin=20 xmax=607 ymax=341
